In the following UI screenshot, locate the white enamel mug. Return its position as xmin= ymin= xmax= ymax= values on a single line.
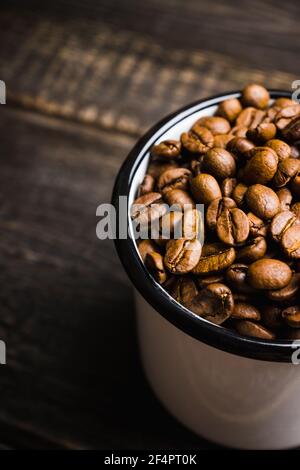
xmin=112 ymin=91 xmax=300 ymax=449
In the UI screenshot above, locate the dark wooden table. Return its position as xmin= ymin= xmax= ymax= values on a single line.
xmin=0 ymin=0 xmax=299 ymax=449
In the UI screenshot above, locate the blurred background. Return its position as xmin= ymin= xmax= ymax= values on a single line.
xmin=0 ymin=0 xmax=298 ymax=449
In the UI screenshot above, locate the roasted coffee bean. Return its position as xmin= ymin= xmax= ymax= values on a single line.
xmin=164 ymin=189 xmax=195 ymax=210
xmin=237 ymin=236 xmax=267 ymax=263
xmin=164 ymin=238 xmax=202 ymax=274
xmin=235 ymin=320 xmax=275 ymax=339
xmin=242 ymin=84 xmax=270 ymax=109
xmin=282 ymin=116 xmax=300 ymax=143
xmin=272 ymin=158 xmax=300 ymax=188
xmin=217 ymin=98 xmax=242 ymax=123
xmin=216 ymin=207 xmax=249 ymax=245
xmin=292 ymin=202 xmax=300 ymax=218
xmin=131 ymin=192 xmax=167 ymax=227
xmin=247 ymin=212 xmax=268 ymax=237
xmin=195 ymin=116 xmax=231 ymax=135
xmin=281 ymin=223 xmax=300 ymax=259
xmin=202 ymin=148 xmax=236 ymax=180
xmin=275 ymin=104 xmax=300 ymax=130
xmin=245 ymin=184 xmax=280 ymax=220
xmin=290 ymin=172 xmax=300 ymax=197
xmin=277 ymin=188 xmax=293 ymax=211
xmin=181 ymin=125 xmax=214 ymax=154
xmin=151 ymin=140 xmax=181 ymax=160
xmin=138 ymin=239 xmax=158 ymax=262
xmin=227 ymin=137 xmax=255 ymax=160
xmin=247 ymin=123 xmax=277 ymax=144
xmin=157 ymin=168 xmax=192 ymax=193
xmin=274 ymin=97 xmax=296 ymax=108
xmin=226 ymin=263 xmax=254 ymax=293
xmin=148 ymin=160 xmax=178 ymax=178
xmin=213 ymin=134 xmax=233 ymax=149
xmin=231 ymin=303 xmax=261 ymax=321
xmin=156 ymin=210 xmax=183 ymax=242
xmin=197 ymin=273 xmax=225 ymax=288
xmin=190 ymin=173 xmax=222 ymax=204
xmin=221 ymin=177 xmax=237 ymax=198
xmin=186 ymin=283 xmax=234 ymax=325
xmin=232 ymin=183 xmax=248 ymax=207
xmin=192 ymin=243 xmax=236 ymax=275
xmin=266 ymin=139 xmax=291 ymax=160
xmin=266 ymin=273 xmax=300 ymax=302
xmin=230 ymin=125 xmax=248 ymax=138
xmin=206 ymin=197 xmax=236 ymax=231
xmin=247 ymin=259 xmax=292 ymax=290
xmin=138 ymin=174 xmax=155 ymax=196
xmin=145 ymin=252 xmax=167 ymax=283
xmin=236 ymin=107 xmax=265 ymax=128
xmin=261 ymin=305 xmax=283 ymax=330
xmin=182 ymin=208 xmax=202 ymax=240
xmin=169 ymin=276 xmax=198 ymax=306
xmin=243 ymin=147 xmax=278 ymax=185
xmin=282 ymin=306 xmax=300 ymax=328
xmin=270 ymin=210 xmax=297 ymax=242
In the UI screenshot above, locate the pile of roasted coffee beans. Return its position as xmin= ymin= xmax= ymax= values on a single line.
xmin=131 ymin=84 xmax=300 ymax=340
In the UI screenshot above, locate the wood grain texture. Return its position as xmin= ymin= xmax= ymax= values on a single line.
xmin=0 ymin=0 xmax=299 ymax=450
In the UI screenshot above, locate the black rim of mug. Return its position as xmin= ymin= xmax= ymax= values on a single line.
xmin=112 ymin=89 xmax=298 ymax=363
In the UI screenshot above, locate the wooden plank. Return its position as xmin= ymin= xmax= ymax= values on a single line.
xmin=0 ymin=2 xmax=295 ymax=136
xmin=0 ymin=106 xmax=216 ymax=449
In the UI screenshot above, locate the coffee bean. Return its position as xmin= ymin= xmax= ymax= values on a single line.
xmin=266 ymin=139 xmax=291 ymax=160
xmin=148 ymin=161 xmax=178 ymax=178
xmin=181 ymin=125 xmax=214 ymax=154
xmin=266 ymin=273 xmax=300 ymax=302
xmin=157 ymin=168 xmax=192 ymax=193
xmin=272 ymin=158 xmax=300 ymax=188
xmin=197 ymin=273 xmax=225 ymax=288
xmin=138 ymin=174 xmax=155 ymax=196
xmin=247 ymin=123 xmax=277 ymax=144
xmin=187 ymin=283 xmax=234 ymax=325
xmin=131 ymin=192 xmax=167 ymax=227
xmin=281 ymin=223 xmax=300 ymax=259
xmin=206 ymin=197 xmax=236 ymax=231
xmin=138 ymin=239 xmax=158 ymax=262
xmin=155 ymin=210 xmax=183 ymax=242
xmin=213 ymin=134 xmax=233 ymax=148
xmin=275 ymin=104 xmax=300 ymax=130
xmin=243 ymin=147 xmax=278 ymax=184
xmin=291 ymin=202 xmax=300 ymax=218
xmin=227 ymin=137 xmax=255 ymax=160
xmin=242 ymin=84 xmax=270 ymax=109
xmin=245 ymin=184 xmax=280 ymax=220
xmin=270 ymin=210 xmax=297 ymax=242
xmin=236 ymin=107 xmax=265 ymax=128
xmin=216 ymin=207 xmax=249 ymax=245
xmin=164 ymin=238 xmax=202 ymax=274
xmin=282 ymin=116 xmax=300 ymax=143
xmin=274 ymin=98 xmax=296 ymax=108
xmin=145 ymin=252 xmax=168 ymax=283
xmin=217 ymin=98 xmax=242 ymax=122
xmin=221 ymin=177 xmax=237 ymax=197
xmin=235 ymin=320 xmax=275 ymax=339
xmin=261 ymin=305 xmax=283 ymax=330
xmin=247 ymin=259 xmax=292 ymax=290
xmin=169 ymin=276 xmax=198 ymax=306
xmin=202 ymin=148 xmax=236 ymax=180
xmin=190 ymin=173 xmax=222 ymax=204
xmin=282 ymin=306 xmax=300 ymax=328
xmin=237 ymin=236 xmax=267 ymax=263
xmin=226 ymin=263 xmax=254 ymax=293
xmin=232 ymin=183 xmax=248 ymax=207
xmin=230 ymin=125 xmax=248 ymax=138
xmin=192 ymin=243 xmax=236 ymax=275
xmin=182 ymin=208 xmax=202 ymax=240
xmin=195 ymin=116 xmax=231 ymax=135
xmin=151 ymin=140 xmax=181 ymax=159
xmin=247 ymin=212 xmax=268 ymax=237
xmin=232 ymin=303 xmax=261 ymax=321
xmin=277 ymin=188 xmax=293 ymax=211
xmin=164 ymin=189 xmax=195 ymax=210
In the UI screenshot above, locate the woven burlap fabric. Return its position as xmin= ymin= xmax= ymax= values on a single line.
xmin=0 ymin=10 xmax=295 ymax=136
